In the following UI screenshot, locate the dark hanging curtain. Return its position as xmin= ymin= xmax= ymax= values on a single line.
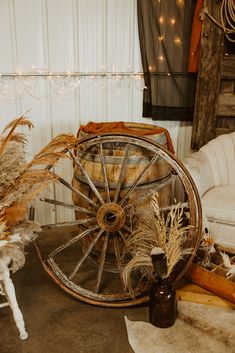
xmin=137 ymin=0 xmax=197 ymax=121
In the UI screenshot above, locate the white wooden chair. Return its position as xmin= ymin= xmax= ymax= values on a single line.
xmin=0 ymin=257 xmax=28 ymax=340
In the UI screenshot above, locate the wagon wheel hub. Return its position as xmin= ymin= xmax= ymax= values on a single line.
xmin=96 ymin=203 xmax=126 ymax=232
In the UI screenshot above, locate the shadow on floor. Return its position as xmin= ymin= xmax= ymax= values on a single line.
xmin=0 ymin=243 xmax=148 ymax=353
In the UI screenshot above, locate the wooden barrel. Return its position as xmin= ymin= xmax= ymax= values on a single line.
xmin=72 ymin=122 xmax=174 ymax=270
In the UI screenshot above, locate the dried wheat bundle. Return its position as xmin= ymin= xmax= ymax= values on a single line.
xmin=123 ymin=192 xmax=191 ymax=295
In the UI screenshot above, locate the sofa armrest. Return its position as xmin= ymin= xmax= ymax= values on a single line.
xmin=183 ymin=150 xmax=215 ymax=198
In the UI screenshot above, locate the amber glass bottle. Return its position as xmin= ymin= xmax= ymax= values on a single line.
xmin=149 ymin=278 xmax=177 ymax=328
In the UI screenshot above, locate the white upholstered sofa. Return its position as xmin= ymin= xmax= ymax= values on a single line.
xmin=183 ymin=132 xmax=235 ymax=251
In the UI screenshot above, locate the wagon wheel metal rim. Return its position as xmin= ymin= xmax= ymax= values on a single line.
xmin=35 ymin=133 xmax=202 ymax=307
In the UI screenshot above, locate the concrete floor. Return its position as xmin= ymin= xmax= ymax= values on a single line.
xmin=0 ymin=243 xmax=148 ymax=353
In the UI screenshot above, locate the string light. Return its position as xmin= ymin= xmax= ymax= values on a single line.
xmin=174 ymin=37 xmax=182 ymax=46
xmin=170 ymin=18 xmax=176 ymax=25
xmin=158 ymin=56 xmax=164 ymax=61
xmin=158 ymin=35 xmax=164 ymax=41
xmin=0 ymin=67 xmax=146 ymax=101
xmin=176 ymin=0 xmax=184 ymax=7
xmin=149 ymin=65 xmax=156 ymax=72
xmin=159 ymin=17 xmax=164 ymax=24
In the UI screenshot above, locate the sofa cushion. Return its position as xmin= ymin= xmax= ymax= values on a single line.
xmin=183 ymin=151 xmax=214 ymax=197
xmin=202 ymin=186 xmax=235 ymax=249
xmin=200 ymin=132 xmax=235 ymax=187
xmin=202 ymin=185 xmax=235 ymax=224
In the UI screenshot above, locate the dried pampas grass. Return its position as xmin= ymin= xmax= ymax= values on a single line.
xmin=0 ymin=113 xmax=78 ymax=272
xmin=123 ymin=193 xmax=191 ymax=296
xmin=0 ymin=112 xmax=33 ymax=156
xmin=0 ymin=115 xmax=78 ymax=222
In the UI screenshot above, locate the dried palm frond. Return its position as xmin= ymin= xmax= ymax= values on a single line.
xmin=0 ymin=133 xmax=28 ymax=145
xmin=27 ymin=134 xmax=78 ymax=168
xmin=0 ymin=142 xmax=26 ymax=199
xmin=1 ymin=169 xmax=57 ymax=209
xmin=2 ymin=204 xmax=28 ymax=227
xmin=123 ymin=192 xmax=191 ymax=294
xmin=2 ymin=114 xmax=33 ymax=134
xmin=0 ymin=217 xmax=10 ymax=240
xmin=32 ymin=134 xmax=78 ymax=157
xmin=0 ymin=112 xmax=32 ymax=156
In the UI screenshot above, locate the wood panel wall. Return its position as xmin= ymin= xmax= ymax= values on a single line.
xmin=191 ymin=0 xmax=235 ymax=149
xmin=217 ymin=57 xmax=235 ymax=134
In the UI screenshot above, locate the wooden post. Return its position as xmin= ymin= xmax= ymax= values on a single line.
xmin=191 ymin=0 xmax=224 ymax=150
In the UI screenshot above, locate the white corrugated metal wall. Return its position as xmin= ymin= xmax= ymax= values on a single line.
xmin=0 ymin=0 xmax=192 ymax=224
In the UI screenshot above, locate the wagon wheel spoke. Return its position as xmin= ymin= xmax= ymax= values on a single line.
xmin=118 ymin=230 xmax=127 ymax=243
xmin=123 ymin=224 xmax=132 ymax=233
xmin=69 ymin=228 xmax=104 ymax=280
xmin=99 ymin=143 xmax=111 ymax=203
xmin=113 ymin=144 xmax=130 ymax=203
xmin=95 ymin=233 xmax=109 ymax=293
xmin=113 ymin=235 xmax=125 ymax=290
xmin=69 ymin=149 xmax=105 ymax=205
xmin=48 ymin=225 xmax=99 ymax=258
xmin=57 ymin=175 xmax=99 ymax=209
xmin=120 ymin=154 xmax=159 ymax=206
xmin=41 ymin=197 xmax=96 ymax=216
xmin=122 ymin=172 xmax=177 ymax=212
xmin=42 ymin=218 xmax=96 ymax=231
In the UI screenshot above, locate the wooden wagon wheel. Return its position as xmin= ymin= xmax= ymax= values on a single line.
xmin=35 ymin=133 xmax=202 ymax=307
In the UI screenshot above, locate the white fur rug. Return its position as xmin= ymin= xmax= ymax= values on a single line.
xmin=125 ymin=302 xmax=235 ymax=353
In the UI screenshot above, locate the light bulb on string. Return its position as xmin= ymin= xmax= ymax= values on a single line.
xmin=170 ymin=18 xmax=176 ymax=25
xmin=158 ymin=35 xmax=164 ymax=41
xmin=159 ymin=17 xmax=164 ymax=24
xmin=134 ymin=75 xmax=145 ymax=91
xmin=174 ymin=37 xmax=182 ymax=46
xmin=74 ymin=81 xmax=80 ymax=87
xmin=176 ymin=0 xmax=184 ymax=7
